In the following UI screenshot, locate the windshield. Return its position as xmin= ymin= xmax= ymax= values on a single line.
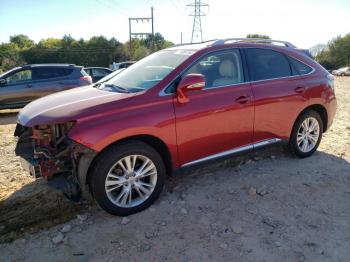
xmin=103 ymin=50 xmax=194 ymax=92
xmin=0 ymin=67 xmax=21 ymax=78
xmin=96 ymin=68 xmax=125 ymax=84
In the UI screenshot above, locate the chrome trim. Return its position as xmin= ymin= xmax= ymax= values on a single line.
xmin=212 ymin=38 xmax=296 ymax=48
xmin=181 ymin=138 xmax=282 ymax=167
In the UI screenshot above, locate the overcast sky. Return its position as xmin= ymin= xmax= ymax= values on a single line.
xmin=0 ymin=0 xmax=349 ymax=48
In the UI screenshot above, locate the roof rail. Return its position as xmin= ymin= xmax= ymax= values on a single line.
xmin=212 ymin=38 xmax=296 ymax=48
xmin=172 ymin=39 xmax=218 ymax=48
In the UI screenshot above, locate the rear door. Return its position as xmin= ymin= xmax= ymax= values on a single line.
xmin=244 ymin=48 xmax=309 ymax=143
xmin=0 ymin=68 xmax=34 ymax=107
xmin=174 ymin=49 xmax=254 ymax=166
xmin=30 ymin=67 xmax=76 ymax=98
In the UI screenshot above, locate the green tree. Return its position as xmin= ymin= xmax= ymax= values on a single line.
xmin=316 ymin=34 xmax=350 ymax=69
xmin=132 ymin=46 xmax=150 ymax=60
xmin=10 ymin=34 xmax=34 ymax=49
xmin=0 ymin=33 xmax=174 ymax=71
xmin=0 ymin=43 xmax=24 ymax=71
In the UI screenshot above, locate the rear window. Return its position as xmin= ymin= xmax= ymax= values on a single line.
xmin=32 ymin=67 xmax=73 ymax=80
xmin=81 ymin=69 xmax=89 ymax=76
xmin=289 ymin=57 xmax=313 ymax=75
xmin=245 ymin=48 xmax=292 ymax=81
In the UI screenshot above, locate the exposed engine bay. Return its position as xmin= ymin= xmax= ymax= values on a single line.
xmin=14 ymin=122 xmax=96 ymax=201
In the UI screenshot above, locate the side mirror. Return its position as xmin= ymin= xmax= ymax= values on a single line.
xmin=177 ymin=74 xmax=205 ymax=104
xmin=0 ymin=79 xmax=6 ymax=86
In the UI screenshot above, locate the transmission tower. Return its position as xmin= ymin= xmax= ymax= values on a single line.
xmin=187 ymin=0 xmax=208 ymax=43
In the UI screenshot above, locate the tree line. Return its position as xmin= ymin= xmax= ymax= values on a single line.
xmin=0 ymin=33 xmax=173 ymax=73
xmin=316 ymin=34 xmax=350 ymax=70
xmin=2 ymin=33 xmax=348 ymax=74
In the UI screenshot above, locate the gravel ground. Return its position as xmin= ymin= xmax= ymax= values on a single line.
xmin=0 ymin=77 xmax=349 ymax=262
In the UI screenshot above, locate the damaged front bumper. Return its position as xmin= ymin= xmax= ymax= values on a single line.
xmin=14 ymin=122 xmax=96 ymax=201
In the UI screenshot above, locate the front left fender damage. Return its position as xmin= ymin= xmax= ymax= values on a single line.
xmin=14 ymin=123 xmax=97 ymax=201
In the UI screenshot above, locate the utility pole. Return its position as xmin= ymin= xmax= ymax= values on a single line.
xmin=128 ymin=7 xmax=155 ymax=53
xmin=187 ymin=0 xmax=208 ymax=43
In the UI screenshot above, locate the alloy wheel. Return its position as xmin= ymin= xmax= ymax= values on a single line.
xmin=297 ymin=117 xmax=320 ymax=153
xmin=105 ymin=155 xmax=157 ymax=208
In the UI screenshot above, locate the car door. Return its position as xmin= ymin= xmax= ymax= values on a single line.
xmin=30 ymin=67 xmax=77 ymax=98
xmin=244 ymin=48 xmax=309 ymax=143
xmin=0 ymin=68 xmax=34 ymax=107
xmin=174 ymin=49 xmax=254 ymax=166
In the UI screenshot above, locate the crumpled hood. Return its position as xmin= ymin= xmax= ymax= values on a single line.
xmin=18 ymin=86 xmax=136 ymax=126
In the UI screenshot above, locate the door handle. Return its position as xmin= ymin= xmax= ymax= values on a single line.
xmin=294 ymin=86 xmax=306 ymax=93
xmin=235 ymin=95 xmax=249 ymax=104
xmin=26 ymin=84 xmax=32 ymax=88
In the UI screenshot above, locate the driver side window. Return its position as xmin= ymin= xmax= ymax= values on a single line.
xmin=5 ymin=69 xmax=32 ymax=85
xmin=184 ymin=49 xmax=244 ymax=89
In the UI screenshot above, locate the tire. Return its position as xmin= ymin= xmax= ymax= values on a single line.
xmin=287 ymin=110 xmax=323 ymax=158
xmin=89 ymin=140 xmax=166 ymax=216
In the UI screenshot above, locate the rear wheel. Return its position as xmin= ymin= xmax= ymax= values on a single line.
xmin=89 ymin=141 xmax=166 ymax=216
xmin=287 ymin=110 xmax=323 ymax=158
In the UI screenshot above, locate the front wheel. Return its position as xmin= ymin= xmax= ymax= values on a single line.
xmin=89 ymin=141 xmax=166 ymax=216
xmin=287 ymin=110 xmax=323 ymax=158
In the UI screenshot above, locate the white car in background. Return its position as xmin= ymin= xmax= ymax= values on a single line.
xmin=332 ymin=67 xmax=350 ymax=76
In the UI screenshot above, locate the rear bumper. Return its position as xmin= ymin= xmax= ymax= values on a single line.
xmin=326 ymin=96 xmax=337 ymax=131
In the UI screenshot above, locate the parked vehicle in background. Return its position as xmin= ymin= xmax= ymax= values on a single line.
xmin=111 ymin=61 xmax=135 ymax=71
xmin=0 ymin=64 xmax=92 ymax=109
xmin=84 ymin=67 xmax=113 ymax=83
xmin=14 ymin=38 xmax=336 ymax=216
xmin=332 ymin=67 xmax=350 ymax=76
xmin=95 ymin=68 xmax=125 ymax=84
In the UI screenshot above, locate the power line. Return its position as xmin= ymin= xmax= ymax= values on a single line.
xmin=95 ymin=0 xmax=128 ymax=16
xmin=187 ymin=0 xmax=208 ymax=43
xmin=128 ymin=7 xmax=154 ymax=51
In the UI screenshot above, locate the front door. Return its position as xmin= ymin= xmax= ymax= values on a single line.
xmin=174 ymin=49 xmax=254 ymax=166
xmin=0 ymin=68 xmax=34 ymax=107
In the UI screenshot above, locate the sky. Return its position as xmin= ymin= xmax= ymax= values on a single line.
xmin=0 ymin=0 xmax=349 ymax=49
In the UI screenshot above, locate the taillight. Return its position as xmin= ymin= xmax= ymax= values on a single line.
xmin=326 ymin=74 xmax=335 ymax=90
xmin=80 ymin=75 xmax=92 ymax=83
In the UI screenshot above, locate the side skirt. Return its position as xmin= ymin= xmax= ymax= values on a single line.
xmin=173 ymin=138 xmax=283 ymax=174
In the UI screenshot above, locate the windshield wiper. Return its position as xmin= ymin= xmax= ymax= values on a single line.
xmin=93 ymin=82 xmax=102 ymax=88
xmin=104 ymin=83 xmax=130 ymax=93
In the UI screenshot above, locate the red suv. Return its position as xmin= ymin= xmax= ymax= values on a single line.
xmin=15 ymin=39 xmax=337 ymax=216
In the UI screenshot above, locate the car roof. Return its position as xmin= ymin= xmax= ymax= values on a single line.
xmin=84 ymin=67 xmax=112 ymax=70
xmin=23 ymin=63 xmax=80 ymax=68
xmin=114 ymin=61 xmax=135 ymax=65
xmin=167 ymin=38 xmax=297 ymax=52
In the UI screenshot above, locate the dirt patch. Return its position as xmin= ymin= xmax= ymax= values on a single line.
xmin=0 ymin=110 xmax=86 ymax=243
xmin=0 ymin=78 xmax=349 ymax=261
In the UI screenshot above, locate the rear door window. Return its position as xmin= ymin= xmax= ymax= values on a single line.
xmin=32 ymin=67 xmax=72 ymax=80
xmin=245 ymin=48 xmax=292 ymax=81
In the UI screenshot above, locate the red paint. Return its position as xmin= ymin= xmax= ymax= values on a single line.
xmin=18 ymin=42 xmax=337 ymax=170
